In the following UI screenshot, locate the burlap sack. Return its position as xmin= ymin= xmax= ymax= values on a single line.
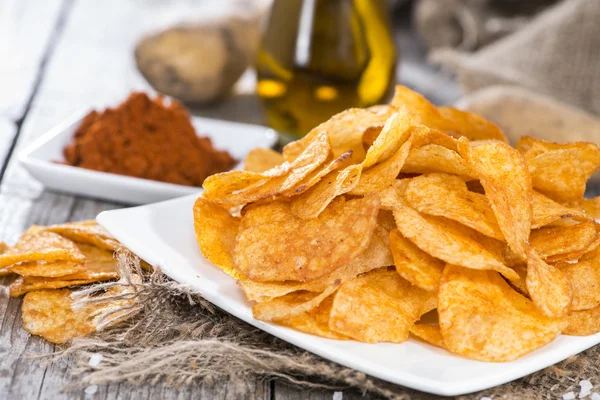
xmin=431 ymin=0 xmax=600 ymax=116
xmin=43 ymin=251 xmax=600 ymax=400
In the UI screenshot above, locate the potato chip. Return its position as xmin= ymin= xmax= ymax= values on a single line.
xmin=252 ymin=284 xmax=339 ymax=321
xmin=21 ymin=275 xmax=140 ymax=344
xmin=402 ymin=144 xmax=475 ymax=178
xmin=235 ymin=194 xmax=380 ymax=282
xmin=506 ymin=263 xmax=529 ymax=296
xmin=409 ymin=324 xmax=445 ymax=348
xmin=0 ymin=231 xmax=85 ymax=269
xmin=563 ymin=306 xmax=600 ymax=336
xmin=457 ymin=138 xmax=531 ymax=260
xmin=379 ymin=179 xmax=408 ymax=210
xmin=527 ymin=149 xmax=599 ymax=203
xmin=438 ymin=265 xmax=566 ymax=362
xmin=277 ymin=295 xmax=349 ymax=340
xmin=243 ymin=148 xmax=285 ymax=173
xmin=559 ymin=247 xmax=600 ymax=311
xmin=530 ymin=221 xmax=596 ymax=260
xmin=390 ymin=85 xmax=507 ymax=142
xmin=362 ymin=126 xmax=382 ymax=148
xmin=526 ymin=250 xmax=572 ymax=317
xmin=531 ymin=191 xmax=590 ymax=229
xmin=239 ymin=225 xmax=392 ymax=302
xmin=546 ymin=232 xmax=600 ymax=264
xmin=290 ymin=164 xmax=361 ymax=219
xmin=281 ymin=150 xmax=353 ymax=197
xmin=203 ymin=132 xmax=330 ymax=206
xmin=329 ymin=268 xmax=435 ymax=343
xmin=44 ymin=221 xmax=120 ymax=251
xmin=362 ymin=108 xmax=414 ymax=168
xmin=0 ymin=242 xmax=11 ymax=276
xmin=568 ymin=197 xmax=600 ymax=221
xmin=193 ymin=197 xmax=242 ymax=278
xmin=390 ymin=229 xmax=444 ymax=291
xmin=393 ymin=203 xmax=518 ymax=280
xmin=405 ymin=174 xmax=503 ymax=240
xmin=349 ymin=128 xmax=417 ymax=196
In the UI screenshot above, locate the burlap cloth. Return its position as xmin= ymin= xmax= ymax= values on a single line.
xmin=42 ymin=251 xmax=599 ymax=399
xmin=423 ymin=0 xmax=600 ymax=116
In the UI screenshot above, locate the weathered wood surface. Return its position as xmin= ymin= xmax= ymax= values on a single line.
xmin=0 ymin=1 xmax=457 ymax=399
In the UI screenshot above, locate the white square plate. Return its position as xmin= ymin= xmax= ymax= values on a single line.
xmin=97 ymin=195 xmax=600 ymax=396
xmin=18 ymin=112 xmax=278 ymax=205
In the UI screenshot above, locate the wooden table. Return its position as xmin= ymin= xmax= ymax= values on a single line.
xmin=0 ymin=1 xmax=458 ymax=398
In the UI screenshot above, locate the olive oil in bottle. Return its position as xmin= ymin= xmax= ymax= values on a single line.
xmin=257 ymin=0 xmax=396 ymax=137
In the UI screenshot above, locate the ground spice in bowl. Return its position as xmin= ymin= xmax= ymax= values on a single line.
xmin=63 ymin=92 xmax=236 ymax=186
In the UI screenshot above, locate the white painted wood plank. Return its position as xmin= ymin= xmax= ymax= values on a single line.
xmin=0 ymin=0 xmax=67 ymax=120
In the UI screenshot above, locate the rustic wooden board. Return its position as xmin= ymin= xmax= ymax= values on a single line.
xmin=0 ymin=0 xmax=459 ymax=399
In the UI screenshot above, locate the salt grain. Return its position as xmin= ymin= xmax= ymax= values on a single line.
xmin=563 ymin=392 xmax=575 ymax=400
xmin=580 ymin=379 xmax=593 ymax=398
xmin=85 ymin=385 xmax=98 ymax=395
xmin=591 ymin=393 xmax=600 ymax=400
xmin=88 ymin=353 xmax=103 ymax=367
xmin=332 ymin=391 xmax=343 ymax=400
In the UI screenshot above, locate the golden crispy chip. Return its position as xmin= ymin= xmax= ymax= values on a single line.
xmin=329 ymin=268 xmax=435 ymax=343
xmin=235 ymin=194 xmax=380 ymax=282
xmin=528 ymin=149 xmax=599 ymax=203
xmin=362 ymin=126 xmax=382 ymax=148
xmin=203 ymin=132 xmax=330 ymax=206
xmin=285 ymin=107 xmax=396 ymax=163
xmin=349 ymin=127 xmax=417 ymax=195
xmin=517 ymin=138 xmax=600 ymax=202
xmin=390 ymin=86 xmax=508 ymax=142
xmin=563 ymin=306 xmax=600 ymax=336
xmin=568 ymin=197 xmax=600 ymax=221
xmin=526 ymin=250 xmax=572 ymax=317
xmin=362 ymin=108 xmax=414 ymax=168
xmin=290 ymin=164 xmax=361 ymax=219
xmin=410 ymin=324 xmax=445 ymax=348
xmin=0 ymin=242 xmax=11 ymax=276
xmin=530 ymin=221 xmax=596 ymax=260
xmin=559 ymin=247 xmax=600 ymax=311
xmin=390 ymin=229 xmax=444 ymax=291
xmin=239 ymin=225 xmax=392 ymax=302
xmin=546 ymin=231 xmax=600 ymax=264
xmin=21 ymin=275 xmax=140 ymax=344
xmin=277 ymin=295 xmax=349 ymax=340
xmin=532 ymin=191 xmax=590 ymax=229
xmin=252 ymin=284 xmax=339 ymax=322
xmin=193 ymin=197 xmax=242 ymax=279
xmin=0 ymin=231 xmax=85 ymax=269
xmin=506 ymin=263 xmax=529 ymax=296
xmin=457 ymin=138 xmax=531 ymax=260
xmin=438 ymin=106 xmax=508 ymax=142
xmin=379 ymin=180 xmax=408 ymax=210
xmin=392 ymin=203 xmax=518 ymax=280
xmin=403 ymin=144 xmax=474 ymax=178
xmin=405 ymin=174 xmax=503 ymax=240
xmin=282 ymin=150 xmax=353 ymax=197
xmin=244 ymin=148 xmax=285 ymax=173
xmin=45 ymin=221 xmax=119 ymax=251
xmin=439 ymin=265 xmax=566 ymax=362
xmin=10 ymin=243 xmax=119 ymax=296
xmin=9 ymin=260 xmax=84 ymax=278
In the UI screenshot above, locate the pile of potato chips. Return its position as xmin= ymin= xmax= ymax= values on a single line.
xmin=194 ymin=86 xmax=600 ymax=362
xmin=1 ymin=221 xmax=138 ymax=343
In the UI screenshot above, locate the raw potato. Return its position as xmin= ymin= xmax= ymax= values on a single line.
xmin=234 ymin=195 xmax=380 ymax=282
xmin=439 ymin=265 xmax=566 ymax=362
